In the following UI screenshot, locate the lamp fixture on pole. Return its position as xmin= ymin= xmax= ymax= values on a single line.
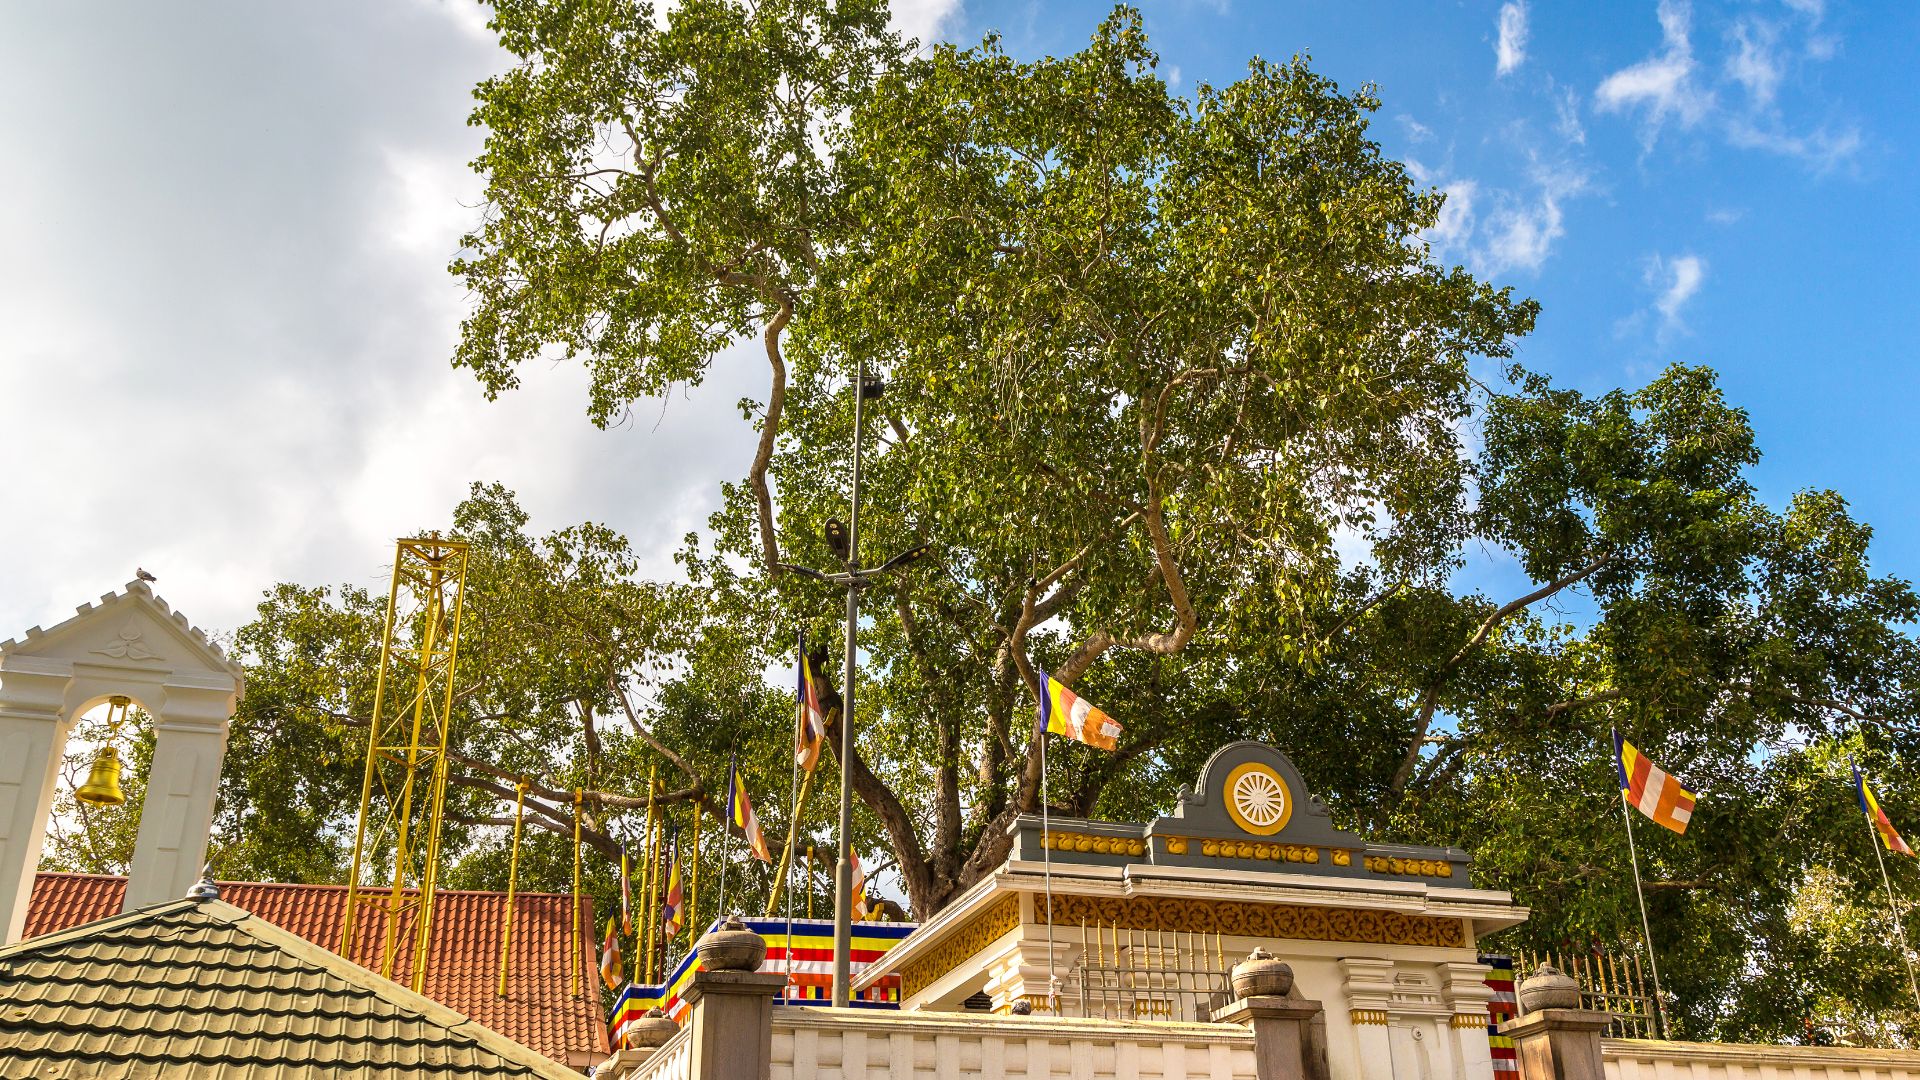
xmin=773 ymin=361 xmax=933 ymax=1008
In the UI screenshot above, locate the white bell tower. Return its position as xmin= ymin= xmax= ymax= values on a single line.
xmin=0 ymin=579 xmax=243 ymax=943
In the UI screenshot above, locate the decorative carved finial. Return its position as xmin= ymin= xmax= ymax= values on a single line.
xmin=1231 ymin=947 xmax=1295 ymax=999
xmin=1516 ymin=963 xmax=1582 ymax=1011
xmin=186 ymin=864 xmax=219 ymax=901
xmin=695 ymin=914 xmax=768 ymax=971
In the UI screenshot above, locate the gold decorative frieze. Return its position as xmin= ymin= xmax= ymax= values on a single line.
xmin=1035 ymin=893 xmax=1466 ymax=949
xmin=1452 ymin=1013 xmax=1489 ymax=1029
xmin=899 ymin=894 xmax=1021 ymax=999
xmin=1352 ymin=1009 xmax=1391 ymax=1026
xmin=1363 ymin=855 xmax=1453 ymax=878
xmin=1330 ymin=850 xmax=1353 ymax=867
xmin=1160 ymin=835 xmax=1324 ymax=864
xmin=1044 ymin=830 xmax=1147 ymax=858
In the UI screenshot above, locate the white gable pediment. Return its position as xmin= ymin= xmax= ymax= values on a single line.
xmin=0 ymin=580 xmax=243 ymax=694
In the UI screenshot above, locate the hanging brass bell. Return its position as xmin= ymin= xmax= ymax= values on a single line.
xmin=76 ymin=745 xmax=127 ymax=807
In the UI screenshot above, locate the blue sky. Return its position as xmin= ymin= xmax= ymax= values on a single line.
xmin=0 ymin=0 xmax=1913 ymax=641
xmin=943 ymin=0 xmax=1920 ymax=597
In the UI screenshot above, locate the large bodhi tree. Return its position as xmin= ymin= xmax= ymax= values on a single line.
xmin=238 ymin=0 xmax=1920 ymax=1039
xmin=453 ymin=0 xmax=1534 ymax=913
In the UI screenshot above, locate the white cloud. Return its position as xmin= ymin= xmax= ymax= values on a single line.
xmin=1726 ymin=18 xmax=1784 ymax=107
xmin=1553 ymin=86 xmax=1587 ymax=145
xmin=1705 ymin=206 xmax=1745 ymax=225
xmin=1399 ymin=114 xmax=1435 ymax=142
xmin=890 ymin=0 xmax=962 ymax=44
xmin=1595 ymin=0 xmax=1712 ymax=145
xmin=1411 ymin=149 xmax=1592 ymax=278
xmin=1495 ymin=2 xmax=1529 ymax=77
xmin=1482 ymin=193 xmax=1564 ymax=275
xmin=1427 ymin=179 xmax=1479 ymax=253
xmin=0 ymin=3 xmax=760 ymax=641
xmin=1724 ymin=117 xmax=1862 ymax=172
xmin=1647 ymin=252 xmax=1707 ymax=330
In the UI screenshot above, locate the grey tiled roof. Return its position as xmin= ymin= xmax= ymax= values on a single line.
xmin=0 ymin=897 xmax=584 ymax=1079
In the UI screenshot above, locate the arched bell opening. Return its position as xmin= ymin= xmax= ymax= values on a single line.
xmin=46 ymin=695 xmax=158 ymax=876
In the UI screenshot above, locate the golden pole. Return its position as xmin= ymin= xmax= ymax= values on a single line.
xmin=687 ymin=803 xmax=701 ymax=950
xmin=571 ymin=789 xmax=583 ymax=999
xmin=646 ymin=779 xmax=665 ymax=981
xmin=496 ymin=781 xmax=528 ymax=998
xmin=765 ymin=763 xmax=820 ymax=916
xmin=640 ymin=766 xmax=658 ymax=982
xmin=806 ymin=846 xmax=815 ymax=921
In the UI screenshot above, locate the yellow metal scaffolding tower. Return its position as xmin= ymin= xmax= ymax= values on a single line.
xmin=339 ymin=535 xmax=472 ymax=993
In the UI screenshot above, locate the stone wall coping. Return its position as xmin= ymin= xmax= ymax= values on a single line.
xmin=771 ymin=1005 xmax=1258 ymax=1044
xmin=1603 ymin=1038 xmax=1920 ymax=1068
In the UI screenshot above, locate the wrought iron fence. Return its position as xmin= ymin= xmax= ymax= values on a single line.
xmin=1514 ymin=948 xmax=1657 ymax=1038
xmin=1064 ymin=921 xmax=1236 ymax=1022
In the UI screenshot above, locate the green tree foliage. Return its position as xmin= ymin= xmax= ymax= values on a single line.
xmin=139 ymin=0 xmax=1920 ymax=1043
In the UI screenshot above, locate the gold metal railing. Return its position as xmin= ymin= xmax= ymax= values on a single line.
xmin=1515 ymin=948 xmax=1657 ymax=1037
xmin=1066 ymin=921 xmax=1234 ymax=1022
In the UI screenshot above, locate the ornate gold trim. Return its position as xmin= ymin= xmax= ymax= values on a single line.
xmin=1363 ymin=854 xmax=1453 ymax=878
xmin=1330 ymin=850 xmax=1353 ymax=867
xmin=1452 ymin=1013 xmax=1489 ymax=1029
xmin=898 ymin=894 xmax=1021 ymax=1000
xmin=1043 ymin=830 xmax=1146 ymax=858
xmin=1352 ymin=1009 xmax=1391 ymax=1026
xmin=1223 ymin=761 xmax=1294 ymax=836
xmin=1163 ymin=836 xmax=1189 ymax=854
xmin=1036 ymin=893 xmax=1465 ymax=949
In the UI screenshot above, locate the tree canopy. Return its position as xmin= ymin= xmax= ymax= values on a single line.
xmin=56 ymin=0 xmax=1920 ymax=1043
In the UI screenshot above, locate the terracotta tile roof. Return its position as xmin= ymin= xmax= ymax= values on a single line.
xmin=0 ymin=896 xmax=587 ymax=1079
xmin=24 ymin=872 xmax=608 ymax=1066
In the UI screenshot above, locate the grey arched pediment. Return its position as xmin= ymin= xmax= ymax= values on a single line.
xmin=1146 ymin=740 xmax=1360 ymax=849
xmin=1009 ymin=739 xmax=1471 ymax=885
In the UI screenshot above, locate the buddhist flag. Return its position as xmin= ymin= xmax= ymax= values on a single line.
xmin=727 ymin=755 xmax=772 ymax=863
xmin=619 ymin=847 xmax=634 ymax=937
xmin=599 ymin=916 xmax=624 ymax=990
xmin=660 ymin=838 xmax=685 ymax=936
xmin=796 ymin=642 xmax=828 ymax=774
xmin=1037 ymin=669 xmax=1122 ymax=751
xmin=1613 ymin=730 xmax=1696 ymax=834
xmin=850 ymin=851 xmax=871 ymax=921
xmin=1855 ymin=765 xmax=1915 ymax=857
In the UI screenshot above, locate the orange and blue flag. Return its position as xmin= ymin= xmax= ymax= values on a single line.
xmin=796 ymin=641 xmax=828 ymax=773
xmin=660 ymin=833 xmax=685 ymax=936
xmin=1855 ymin=765 xmax=1914 ymax=856
xmin=1613 ymin=730 xmax=1696 ymax=834
xmin=850 ymin=851 xmax=870 ymax=920
xmin=1038 ymin=669 xmax=1122 ymax=751
xmin=727 ymin=755 xmax=772 ymax=863
xmin=599 ymin=915 xmax=624 ymax=990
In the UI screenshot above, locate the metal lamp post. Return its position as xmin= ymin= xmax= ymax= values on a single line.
xmin=776 ymin=359 xmax=932 ymax=1008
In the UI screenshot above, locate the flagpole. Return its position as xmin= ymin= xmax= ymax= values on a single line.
xmin=1618 ymin=792 xmax=1669 ymax=1038
xmin=1040 ymin=719 xmax=1058 ymax=1014
xmin=1856 ymin=757 xmax=1920 ymax=1011
xmin=718 ymin=755 xmax=736 ymax=918
xmin=687 ymin=803 xmax=702 ymax=952
xmin=641 ymin=768 xmax=658 ymax=982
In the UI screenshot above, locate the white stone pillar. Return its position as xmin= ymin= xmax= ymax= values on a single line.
xmin=0 ymin=663 xmax=74 ymax=945
xmin=1340 ymin=958 xmax=1397 ymax=1080
xmin=1440 ymin=962 xmax=1497 ymax=1080
xmin=123 ymin=682 xmax=233 ymax=911
xmin=984 ymin=936 xmax=1077 ymax=1015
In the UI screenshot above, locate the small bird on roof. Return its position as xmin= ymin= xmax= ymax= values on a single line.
xmin=824 ymin=519 xmax=850 ymax=562
xmin=135 ymin=568 xmax=157 ymax=583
